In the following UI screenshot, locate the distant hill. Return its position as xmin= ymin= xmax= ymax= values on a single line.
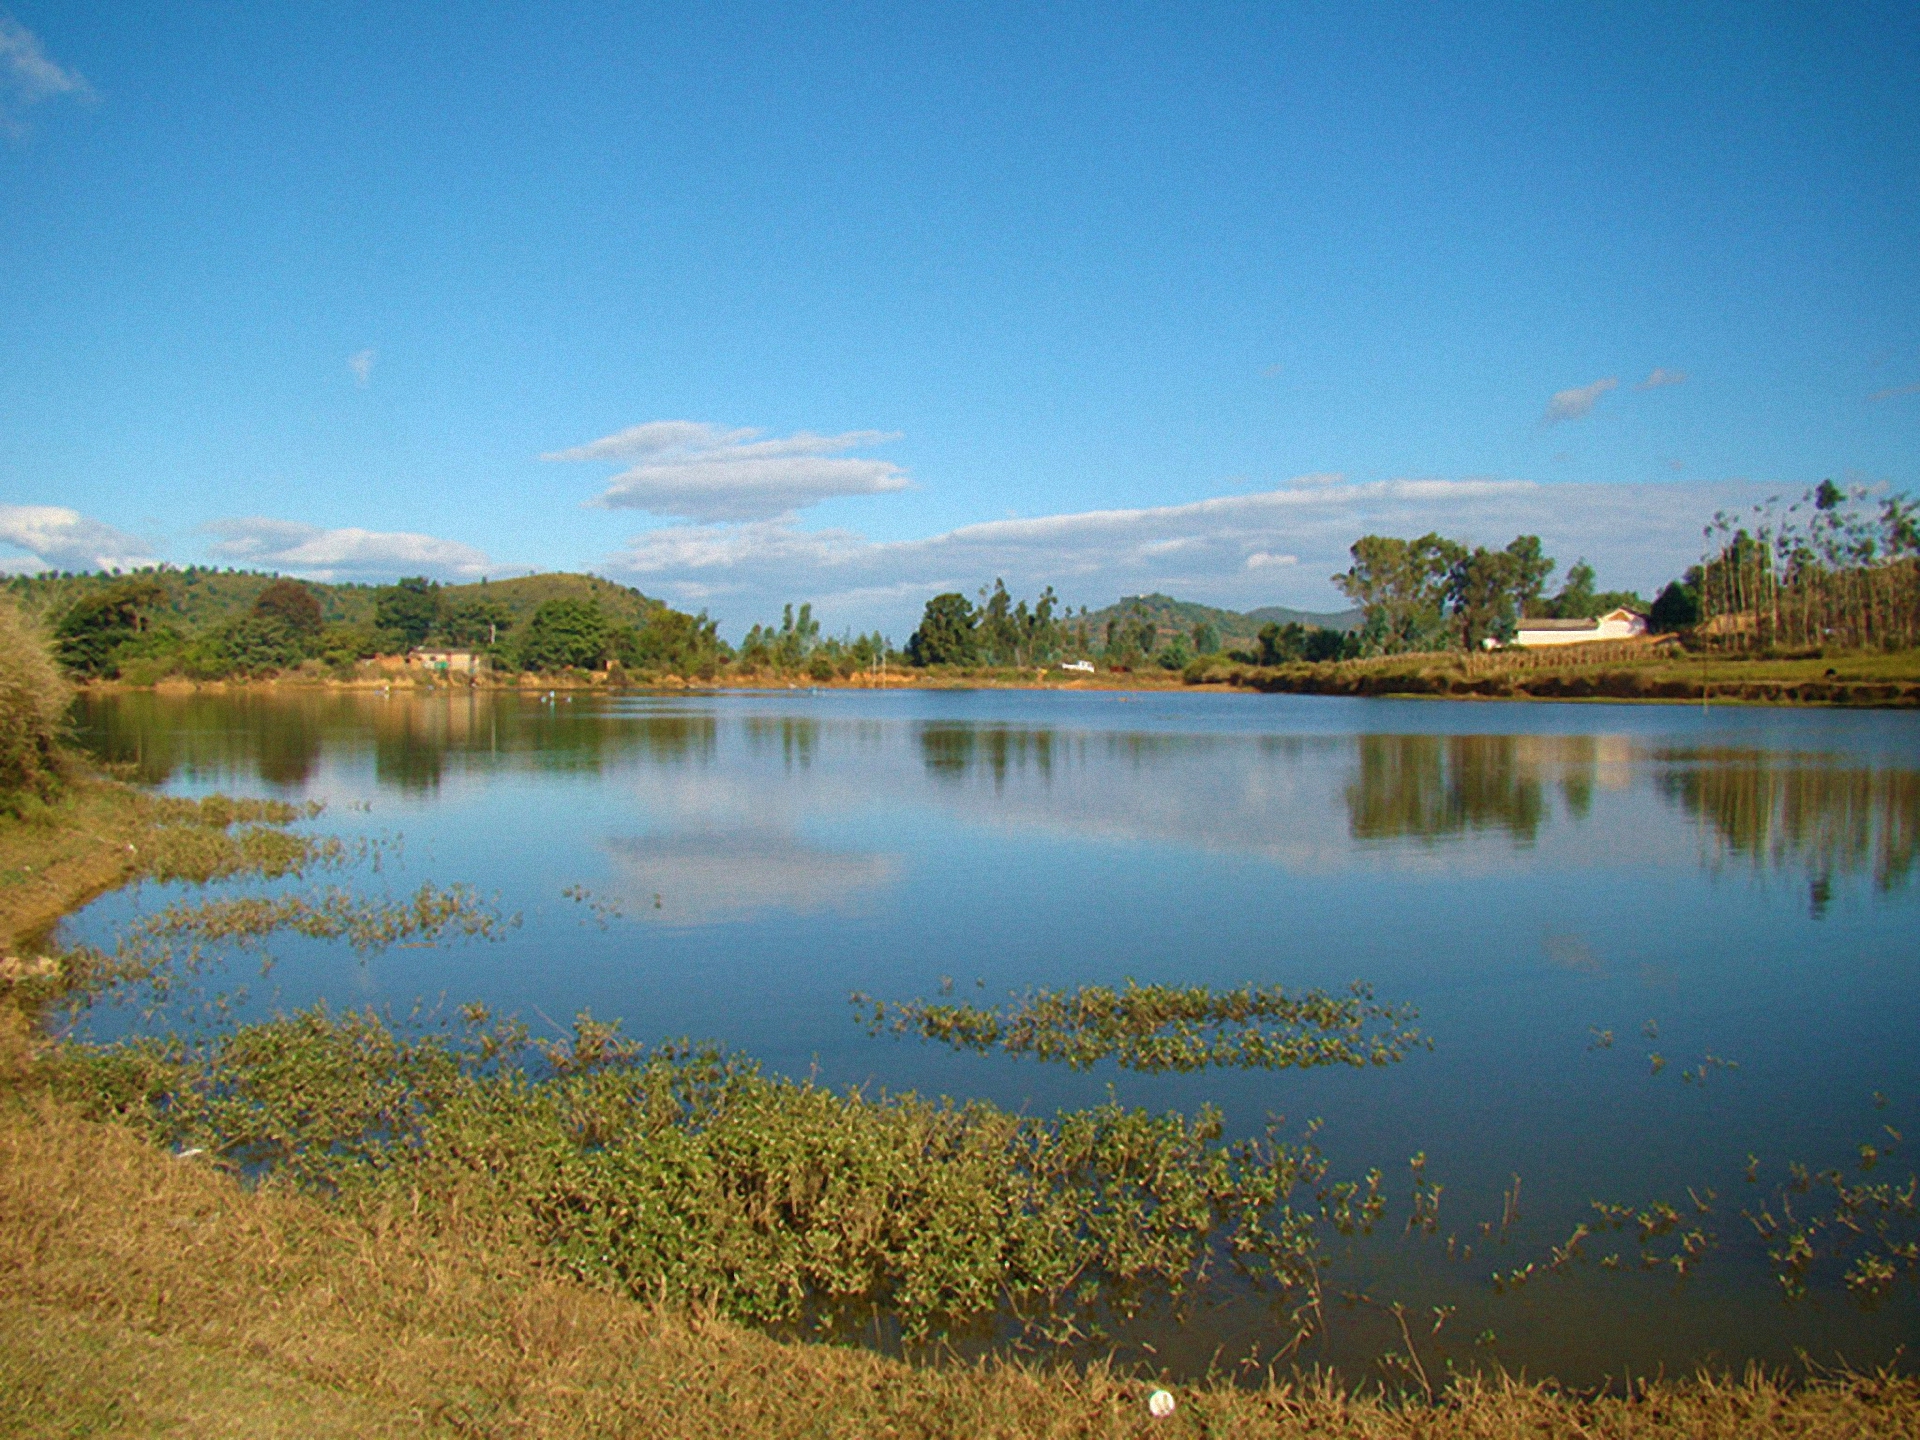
xmin=1244 ymin=604 xmax=1363 ymax=632
xmin=3 ymin=567 xmax=667 ymax=633
xmin=1080 ymin=593 xmax=1361 ymax=649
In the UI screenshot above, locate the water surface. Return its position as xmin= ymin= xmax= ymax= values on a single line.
xmin=68 ymin=687 xmax=1920 ymax=1382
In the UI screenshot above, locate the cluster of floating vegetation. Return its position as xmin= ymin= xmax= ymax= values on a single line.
xmin=850 ymin=978 xmax=1425 ymax=1073
xmin=61 ymin=882 xmax=513 ymax=1009
xmin=121 ymin=794 xmax=339 ymax=885
xmin=51 ymin=1001 xmax=1405 ymax=1350
xmin=561 ymin=882 xmax=646 ymax=926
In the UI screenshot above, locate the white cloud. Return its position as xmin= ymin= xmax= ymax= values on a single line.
xmin=347 ymin=348 xmax=377 ymax=386
xmin=1868 ymin=381 xmax=1920 ymax=403
xmin=203 ymin=518 xmax=495 ymax=582
xmin=0 ymin=16 xmax=92 ymax=134
xmin=1542 ymin=377 xmax=1618 ymax=424
xmin=0 ymin=505 xmax=153 ymax=572
xmin=602 ymin=474 xmax=1788 ymax=638
xmin=543 ymin=420 xmax=909 ymax=522
xmin=1638 ymin=368 xmax=1687 ymax=390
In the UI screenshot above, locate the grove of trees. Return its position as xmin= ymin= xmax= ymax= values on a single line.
xmin=1695 ymin=482 xmax=1920 ymax=651
xmin=1329 ymin=533 xmax=1660 ymax=656
xmin=33 ymin=570 xmax=731 ymax=683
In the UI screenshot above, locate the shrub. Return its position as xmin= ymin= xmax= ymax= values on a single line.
xmin=0 ymin=595 xmax=70 ymax=810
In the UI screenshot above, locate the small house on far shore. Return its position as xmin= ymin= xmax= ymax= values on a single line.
xmin=408 ymin=646 xmax=488 ymax=675
xmin=1511 ymin=607 xmax=1649 ymax=648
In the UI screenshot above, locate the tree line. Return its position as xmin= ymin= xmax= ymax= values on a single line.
xmin=1691 ymin=482 xmax=1920 ymax=651
xmin=40 ymin=574 xmax=728 ymax=682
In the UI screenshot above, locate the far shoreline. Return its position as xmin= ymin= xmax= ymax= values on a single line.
xmin=72 ymin=646 xmax=1920 ymax=710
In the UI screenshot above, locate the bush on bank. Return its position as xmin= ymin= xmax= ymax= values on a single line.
xmin=0 ymin=594 xmax=69 ymax=813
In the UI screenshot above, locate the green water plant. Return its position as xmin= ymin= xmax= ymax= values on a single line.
xmin=54 ymin=1003 xmax=1380 ymax=1348
xmin=851 ymin=978 xmax=1424 ymax=1073
xmin=58 ymin=882 xmax=513 ymax=1015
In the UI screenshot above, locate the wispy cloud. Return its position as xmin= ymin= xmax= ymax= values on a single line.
xmin=1868 ymin=381 xmax=1920 ymax=403
xmin=204 ymin=518 xmax=495 ymax=582
xmin=1542 ymin=377 xmax=1618 ymax=425
xmin=1637 ymin=368 xmax=1687 ymax=390
xmin=602 ymin=474 xmax=1787 ymax=637
xmin=0 ymin=15 xmax=93 ymax=135
xmin=543 ymin=420 xmax=909 ymax=522
xmin=0 ymin=505 xmax=153 ymax=573
xmin=347 ymin=348 xmax=377 ymax=386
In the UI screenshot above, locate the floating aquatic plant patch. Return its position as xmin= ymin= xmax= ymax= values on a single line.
xmin=53 ymin=1004 xmax=1385 ymax=1347
xmin=851 ymin=978 xmax=1425 ymax=1073
xmin=58 ymin=883 xmax=514 ymax=1012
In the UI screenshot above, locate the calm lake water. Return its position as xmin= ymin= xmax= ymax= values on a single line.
xmin=67 ymin=686 xmax=1920 ymax=1383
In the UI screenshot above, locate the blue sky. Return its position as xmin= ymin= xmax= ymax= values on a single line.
xmin=2 ymin=2 xmax=1916 ymax=635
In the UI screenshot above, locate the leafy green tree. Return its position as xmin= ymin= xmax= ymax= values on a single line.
xmin=515 ymin=598 xmax=608 ymax=671
xmin=374 ymin=577 xmax=442 ymax=649
xmin=1447 ymin=547 xmax=1525 ymax=650
xmin=1303 ymin=626 xmax=1350 ymax=661
xmin=221 ymin=615 xmax=305 ymax=676
xmin=105 ymin=625 xmax=189 ymax=682
xmin=318 ymin=623 xmax=384 ymax=670
xmin=1190 ymin=620 xmax=1221 ymax=656
xmin=1552 ymin=559 xmax=1597 ymax=617
xmin=1102 ymin=601 xmax=1156 ymax=668
xmin=739 ymin=603 xmax=820 ymax=672
xmin=54 ymin=577 xmax=169 ymax=676
xmin=1503 ymin=535 xmax=1556 ymax=615
xmin=976 ymin=579 xmax=1020 ymax=665
xmin=251 ymin=578 xmax=323 ymax=639
xmin=907 ymin=592 xmax=979 ymax=666
xmin=1334 ymin=534 xmax=1463 ymax=654
xmin=1650 ymin=573 xmax=1702 ymax=632
xmin=1257 ymin=621 xmax=1306 ymax=665
xmin=441 ymin=597 xmax=513 ymax=648
xmin=611 ymin=606 xmax=724 ymax=679
xmin=1536 ymin=557 xmax=1646 ymax=621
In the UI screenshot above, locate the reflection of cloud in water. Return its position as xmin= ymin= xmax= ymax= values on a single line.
xmin=604 ymin=831 xmax=898 ymax=926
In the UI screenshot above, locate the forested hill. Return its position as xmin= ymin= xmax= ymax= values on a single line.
xmin=3 ymin=568 xmax=665 ymax=632
xmin=1080 ymin=594 xmax=1362 ymax=649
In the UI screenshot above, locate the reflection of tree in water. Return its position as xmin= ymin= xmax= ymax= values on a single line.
xmin=69 ymin=691 xmax=323 ymax=789
xmin=745 ymin=716 xmax=818 ymax=771
xmin=1657 ymin=750 xmax=1920 ymax=893
xmin=69 ymin=692 xmax=717 ymax=793
xmin=1345 ymin=735 xmax=1607 ymax=845
xmin=918 ymin=723 xmax=1061 ymax=787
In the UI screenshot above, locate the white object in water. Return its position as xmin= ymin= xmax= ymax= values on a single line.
xmin=1148 ymin=1389 xmax=1176 ymax=1419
